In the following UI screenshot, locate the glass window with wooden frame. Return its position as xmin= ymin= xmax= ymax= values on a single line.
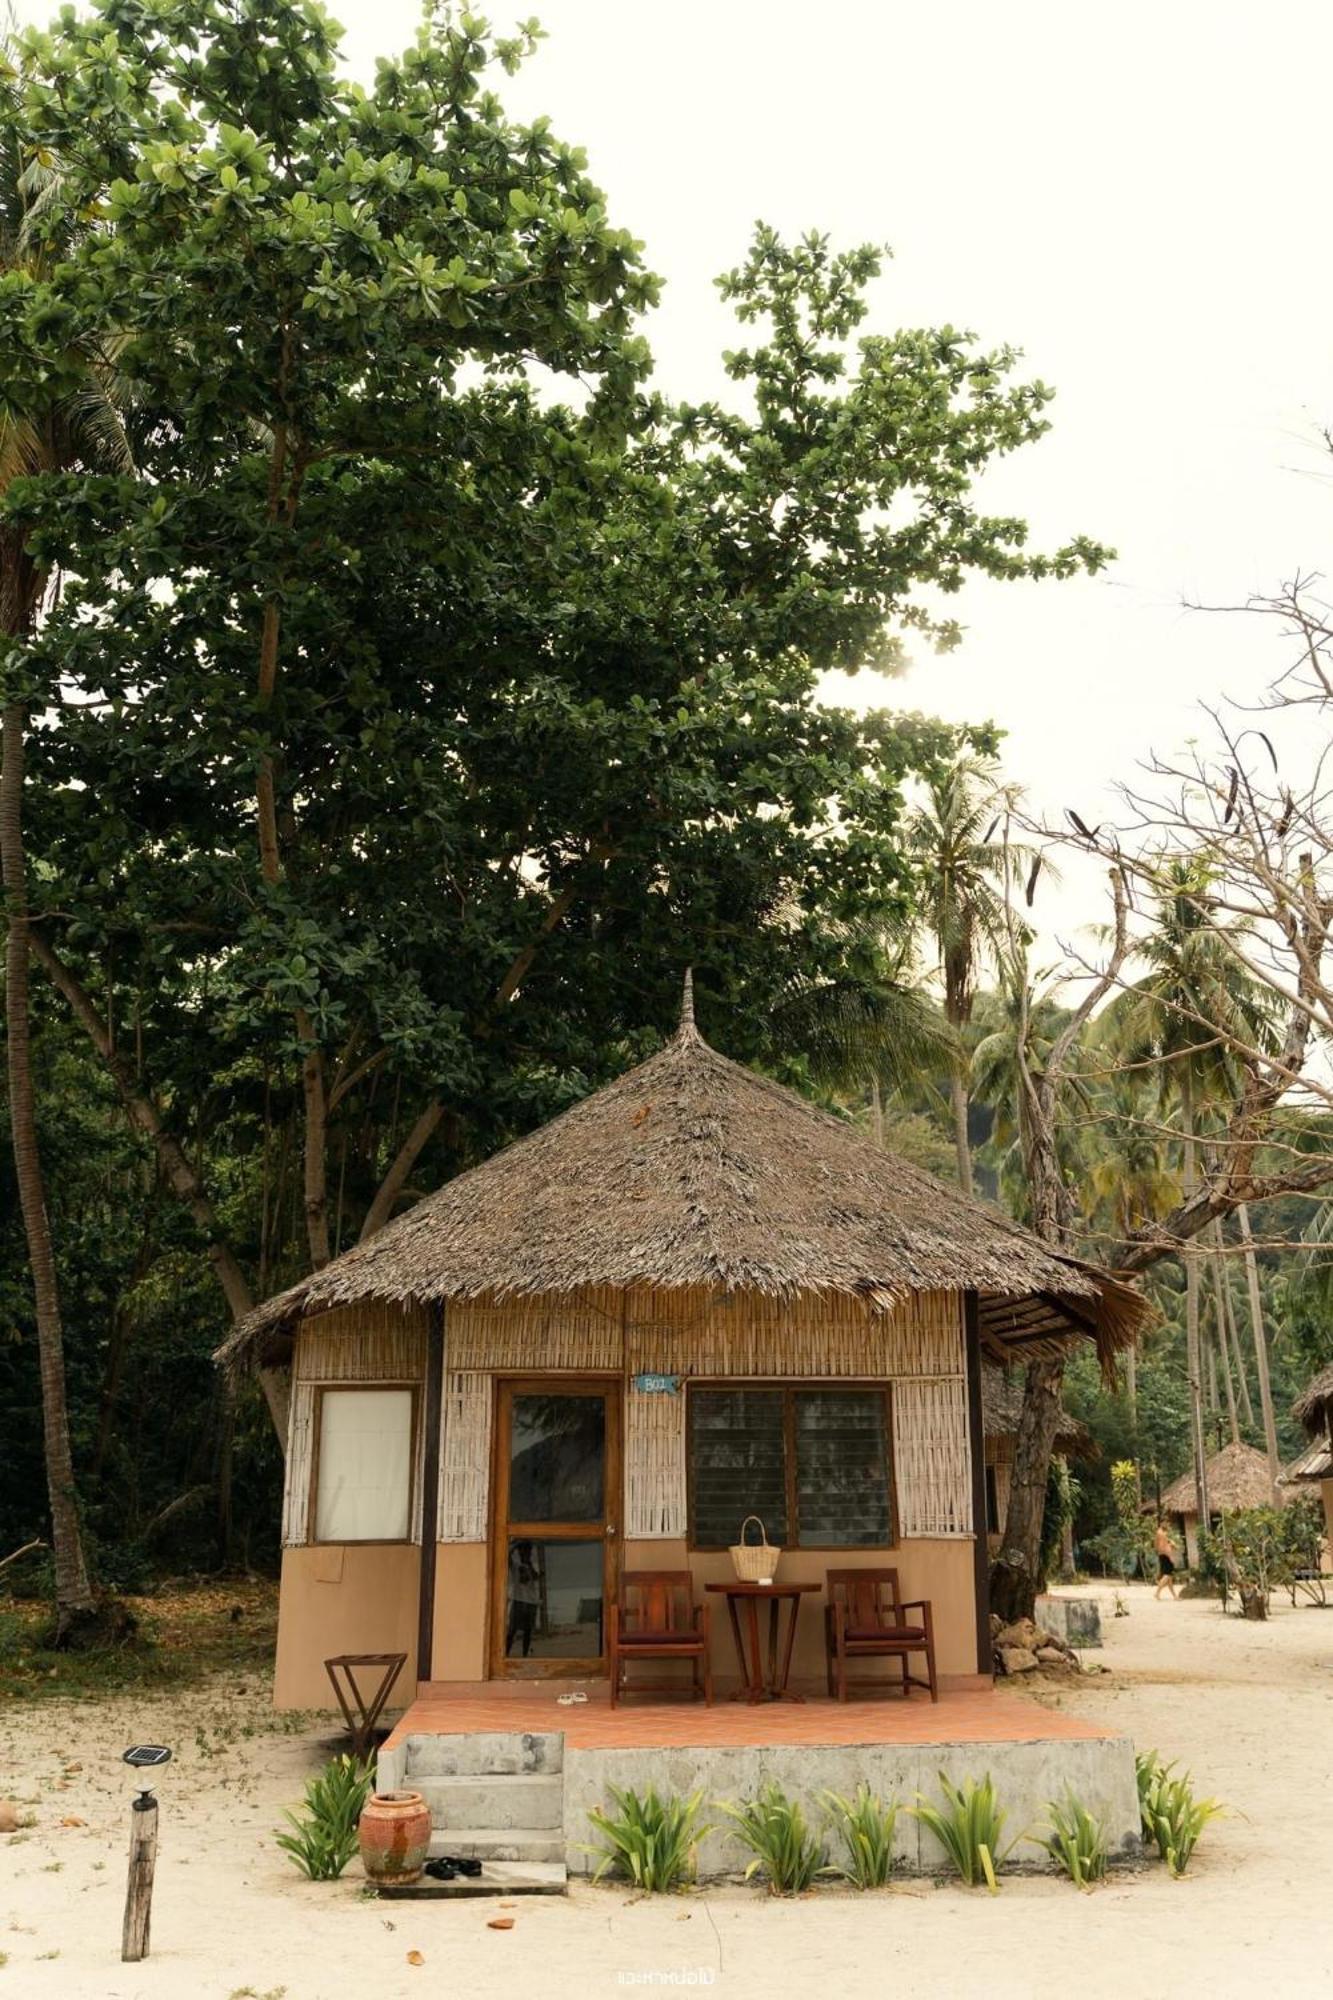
xmin=687 ymin=1385 xmax=895 ymax=1551
xmin=311 ymin=1385 xmax=417 ymax=1544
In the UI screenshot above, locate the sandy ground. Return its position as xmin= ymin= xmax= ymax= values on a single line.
xmin=2 ymin=1582 xmax=1332 ymax=2000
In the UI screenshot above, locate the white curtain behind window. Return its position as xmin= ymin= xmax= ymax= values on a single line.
xmin=315 ymin=1388 xmax=413 ymax=1542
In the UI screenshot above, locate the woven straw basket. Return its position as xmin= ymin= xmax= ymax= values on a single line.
xmin=729 ymin=1514 xmax=781 ymax=1583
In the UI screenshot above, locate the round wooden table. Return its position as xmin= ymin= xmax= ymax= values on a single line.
xmin=704 ymin=1581 xmax=822 ymax=1704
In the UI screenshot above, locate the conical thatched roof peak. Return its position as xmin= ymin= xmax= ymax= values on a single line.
xmin=218 ymin=997 xmax=1148 ymax=1372
xmin=1293 ymin=1360 xmax=1333 ymax=1436
xmin=1156 ymin=1441 xmax=1289 ymax=1518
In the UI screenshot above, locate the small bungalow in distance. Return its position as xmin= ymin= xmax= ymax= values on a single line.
xmin=1291 ymin=1363 xmax=1333 ymax=1550
xmin=1152 ymin=1440 xmax=1292 ymax=1568
xmin=981 ymin=1365 xmax=1090 ymax=1554
xmin=219 ymin=977 xmax=1147 ymax=1709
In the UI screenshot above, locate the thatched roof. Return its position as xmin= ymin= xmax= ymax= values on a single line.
xmin=1157 ymin=1441 xmax=1287 ymax=1517
xmin=217 ymin=979 xmax=1149 ymax=1375
xmin=1280 ymin=1437 xmax=1333 ymax=1485
xmin=981 ymin=1365 xmax=1091 ymax=1456
xmin=1292 ymin=1361 xmax=1333 ymax=1437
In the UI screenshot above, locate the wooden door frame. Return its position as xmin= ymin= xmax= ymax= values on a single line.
xmin=488 ymin=1376 xmax=622 ymax=1681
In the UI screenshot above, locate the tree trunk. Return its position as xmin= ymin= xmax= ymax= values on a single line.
xmin=949 ymin=1066 xmax=973 ymax=1196
xmin=1208 ymin=1224 xmax=1239 ymax=1445
xmin=1 ymin=703 xmax=96 ymax=1638
xmin=26 ymin=932 xmax=289 ymax=1443
xmin=1237 ymin=1202 xmax=1280 ymax=1493
xmin=869 ymin=1073 xmax=885 ymax=1148
xmin=989 ymin=1358 xmax=1065 ymax=1623
xmin=1215 ymin=1226 xmax=1255 ymax=1426
xmin=1180 ymin=1071 xmax=1209 ymax=1524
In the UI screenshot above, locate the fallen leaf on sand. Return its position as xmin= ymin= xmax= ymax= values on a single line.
xmin=0 ymin=1804 xmax=19 ymax=1833
xmin=59 ymin=1816 xmax=86 ymax=1828
xmin=406 ymin=1950 xmax=424 ymax=1966
xmin=487 ymin=1918 xmax=515 ymax=1931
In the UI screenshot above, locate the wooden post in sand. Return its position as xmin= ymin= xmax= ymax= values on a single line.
xmin=121 ymin=1793 xmax=159 ymax=1962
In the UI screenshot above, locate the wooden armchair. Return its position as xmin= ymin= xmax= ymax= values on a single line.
xmin=608 ymin=1571 xmax=713 ymax=1708
xmin=824 ymin=1568 xmax=938 ymax=1703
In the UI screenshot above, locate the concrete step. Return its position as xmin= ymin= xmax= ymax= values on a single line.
xmin=378 ymin=1859 xmax=567 ymax=1899
xmin=405 ymin=1730 xmax=564 ymax=1777
xmin=413 ymin=1773 xmax=563 ymax=1830
xmin=429 ymin=1826 xmax=566 ymax=1865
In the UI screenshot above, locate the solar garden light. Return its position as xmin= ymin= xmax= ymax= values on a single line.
xmin=120 ymin=1744 xmax=171 ymax=1963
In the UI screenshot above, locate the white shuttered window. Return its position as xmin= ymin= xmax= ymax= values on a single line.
xmin=314 ymin=1388 xmax=414 ymax=1543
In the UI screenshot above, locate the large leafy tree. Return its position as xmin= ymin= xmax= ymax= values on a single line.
xmin=2 ymin=0 xmax=1108 ymax=1475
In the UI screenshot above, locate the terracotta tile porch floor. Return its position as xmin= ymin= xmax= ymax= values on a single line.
xmin=384 ymin=1682 xmax=1112 ymax=1752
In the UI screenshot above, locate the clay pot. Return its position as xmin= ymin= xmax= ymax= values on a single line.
xmin=358 ymin=1789 xmax=432 ymax=1886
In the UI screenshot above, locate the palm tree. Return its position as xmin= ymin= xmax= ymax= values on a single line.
xmin=909 ymin=759 xmax=1025 ymax=1195
xmin=1 ymin=39 xmax=131 ymax=1638
xmin=1108 ymin=860 xmax=1276 ymax=1519
xmin=767 ymin=934 xmax=958 ymax=1132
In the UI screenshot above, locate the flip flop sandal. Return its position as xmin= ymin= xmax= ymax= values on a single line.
xmin=442 ymin=1855 xmax=483 ymax=1876
xmin=423 ymin=1858 xmax=457 ymax=1881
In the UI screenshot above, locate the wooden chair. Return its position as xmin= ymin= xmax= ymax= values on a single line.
xmin=824 ymin=1568 xmax=938 ymax=1703
xmin=608 ymin=1571 xmax=713 ymax=1707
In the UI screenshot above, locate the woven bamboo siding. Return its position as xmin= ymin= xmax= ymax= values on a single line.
xmin=282 ymin=1382 xmax=316 ymax=1547
xmin=438 ymin=1371 xmax=494 ymax=1542
xmin=446 ymin=1291 xmax=624 ymax=1371
xmin=893 ymin=1377 xmax=973 ymax=1537
xmin=295 ymin=1302 xmax=429 ymax=1382
xmin=625 ymin=1385 xmax=689 ymax=1538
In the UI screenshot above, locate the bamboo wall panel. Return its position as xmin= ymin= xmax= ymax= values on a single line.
xmin=625 ymin=1387 xmax=688 ymax=1539
xmin=282 ymin=1382 xmax=316 ymax=1547
xmin=892 ymin=1377 xmax=972 ymax=1537
xmin=446 ymin=1291 xmax=624 ymax=1371
xmin=295 ymin=1302 xmax=429 ymax=1383
xmin=438 ymin=1371 xmax=493 ymax=1543
xmin=622 ymin=1285 xmax=964 ymax=1379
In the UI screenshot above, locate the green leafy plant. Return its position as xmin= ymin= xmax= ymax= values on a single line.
xmin=1035 ymin=1792 xmax=1109 ymax=1888
xmin=821 ymin=1784 xmax=899 ymax=1888
xmin=274 ymin=1756 xmax=373 ymax=1881
xmin=1135 ymin=1748 xmax=1168 ymax=1840
xmin=584 ymin=1784 xmax=711 ymax=1892
xmin=717 ymin=1782 xmax=827 ymax=1896
xmin=910 ymin=1772 xmax=1018 ymax=1892
xmin=1138 ymin=1759 xmax=1222 ymax=1876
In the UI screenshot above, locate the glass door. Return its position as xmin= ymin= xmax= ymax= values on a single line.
xmin=491 ymin=1380 xmax=620 ymax=1679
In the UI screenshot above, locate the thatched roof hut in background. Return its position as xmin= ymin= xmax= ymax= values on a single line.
xmin=1289 ymin=1362 xmax=1333 ymax=1485
xmin=219 ymin=982 xmax=1148 ymax=1376
xmin=1156 ymin=1441 xmax=1290 ymax=1519
xmin=981 ymin=1365 xmax=1092 ymax=1457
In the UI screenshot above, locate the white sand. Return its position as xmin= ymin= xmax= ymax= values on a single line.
xmin=3 ymin=1582 xmax=1332 ymax=1999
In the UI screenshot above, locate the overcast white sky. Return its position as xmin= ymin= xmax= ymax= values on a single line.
xmin=19 ymin=0 xmax=1333 ymax=957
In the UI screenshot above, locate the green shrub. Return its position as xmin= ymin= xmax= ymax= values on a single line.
xmin=274 ymin=1755 xmax=373 ymax=1881
xmin=585 ymin=1784 xmax=710 ymax=1892
xmin=717 ymin=1782 xmax=827 ymax=1896
xmin=910 ymin=1772 xmax=1017 ymax=1893
xmin=1036 ymin=1792 xmax=1109 ymax=1888
xmin=1138 ymin=1760 xmax=1222 ymax=1876
xmin=821 ymin=1783 xmax=899 ymax=1888
xmin=1135 ymin=1748 xmax=1168 ymax=1841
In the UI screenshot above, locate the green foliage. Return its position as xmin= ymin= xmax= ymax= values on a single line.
xmin=816 ymin=1792 xmax=896 ymax=1880
xmin=909 ymin=1771 xmax=1017 ymax=1892
xmin=821 ymin=1783 xmax=899 ymax=1888
xmin=1202 ymin=1498 xmax=1326 ymax=1616
xmin=1035 ymin=1793 xmax=1109 ymax=1888
xmin=274 ymin=1755 xmax=373 ymax=1881
xmin=1084 ymin=1457 xmax=1156 ymax=1581
xmin=717 ymin=1782 xmax=828 ymax=1896
xmin=1137 ymin=1755 xmax=1222 ymax=1876
xmin=584 ymin=1784 xmax=710 ymax=1892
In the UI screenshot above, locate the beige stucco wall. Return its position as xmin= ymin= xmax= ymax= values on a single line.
xmin=274 ymin=1543 xmax=420 ymax=1710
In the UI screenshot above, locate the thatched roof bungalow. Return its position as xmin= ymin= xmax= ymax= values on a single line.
xmin=224 ymin=981 xmax=1147 ymax=1708
xmin=980 ymin=1366 xmax=1090 ymax=1546
xmin=1291 ymin=1363 xmax=1333 ymax=1547
xmin=1153 ymin=1441 xmax=1295 ymax=1566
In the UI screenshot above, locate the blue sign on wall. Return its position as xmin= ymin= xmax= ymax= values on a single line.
xmin=632 ymin=1371 xmax=681 ymax=1395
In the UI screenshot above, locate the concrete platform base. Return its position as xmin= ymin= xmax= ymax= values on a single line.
xmin=378 ymin=1859 xmax=567 ymax=1898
